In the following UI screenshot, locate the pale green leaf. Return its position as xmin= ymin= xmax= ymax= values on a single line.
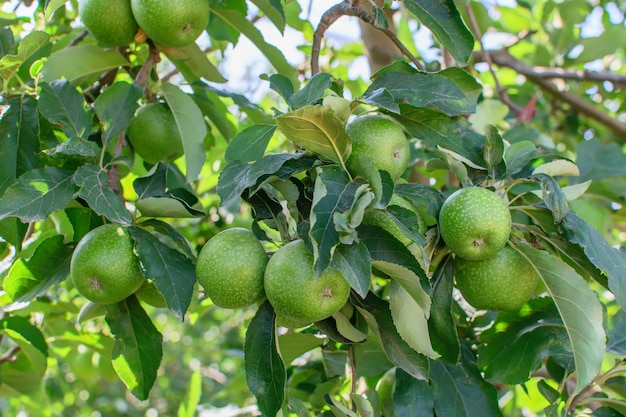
xmin=533 ymin=159 xmax=580 ymax=177
xmin=40 ymin=45 xmax=128 ymax=83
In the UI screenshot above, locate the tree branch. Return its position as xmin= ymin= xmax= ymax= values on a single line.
xmin=475 ymin=49 xmax=626 ymax=140
xmin=311 ymin=1 xmax=423 ymax=75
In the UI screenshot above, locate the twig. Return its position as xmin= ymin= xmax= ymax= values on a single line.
xmin=311 ymin=1 xmax=423 ymax=75
xmin=0 ymin=345 xmax=21 ymax=364
xmin=479 ymin=49 xmax=626 ymax=140
xmin=69 ymin=30 xmax=89 ymax=47
xmin=134 ymin=40 xmax=161 ymax=92
xmin=464 ymin=4 xmax=522 ymax=115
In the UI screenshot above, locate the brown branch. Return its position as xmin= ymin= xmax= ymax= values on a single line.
xmin=69 ymin=30 xmax=89 ymax=47
xmin=475 ymin=49 xmax=626 ymax=140
xmin=514 ymin=66 xmax=626 ymax=86
xmin=0 ymin=345 xmax=21 ymax=364
xmin=311 ymin=1 xmax=423 ymax=75
xmin=134 ymin=40 xmax=161 ymax=92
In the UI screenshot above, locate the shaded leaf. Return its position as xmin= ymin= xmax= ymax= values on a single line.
xmin=276 ymin=104 xmax=351 ymax=165
xmin=0 ymin=95 xmax=40 ymax=195
xmin=576 ymin=139 xmax=626 ymax=182
xmin=504 ymin=140 xmax=537 ymax=176
xmin=517 ymin=245 xmax=606 ymax=393
xmin=395 ymin=182 xmax=445 ymax=223
xmin=483 ymin=125 xmax=504 ymax=171
xmin=94 ymin=81 xmax=143 ymax=146
xmin=129 ymin=226 xmax=196 ymax=320
xmin=428 ymin=257 xmax=460 ymax=363
xmin=225 ymin=124 xmax=277 ymax=163
xmin=534 ymin=173 xmax=569 ymax=223
xmin=74 ymin=164 xmax=133 ymax=225
xmin=244 ymin=301 xmax=286 ymax=417
xmin=4 ymin=234 xmax=72 ymax=302
xmin=0 ymin=167 xmax=75 ymax=222
xmin=288 ymin=72 xmax=333 ymax=109
xmin=394 ymin=368 xmax=434 ymax=417
xmin=39 ymin=80 xmax=92 ymax=138
xmin=330 ymin=241 xmax=372 ymax=298
xmin=105 ymin=296 xmax=163 ymax=401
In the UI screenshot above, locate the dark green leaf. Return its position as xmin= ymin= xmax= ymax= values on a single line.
xmin=105 ymin=296 xmax=163 ymax=401
xmin=330 ymin=241 xmax=372 ymax=298
xmin=560 ymin=212 xmax=626 ymax=311
xmin=0 ymin=27 xmax=15 ymax=57
xmin=244 ymin=301 xmax=286 ymax=417
xmin=0 ymin=167 xmax=75 ymax=222
xmin=353 ymin=292 xmax=429 ymax=381
xmin=428 ymin=257 xmax=460 ymax=363
xmin=395 ymin=182 xmax=445 ymax=224
xmin=360 ymin=87 xmax=399 ymax=113
xmin=394 ymin=108 xmax=485 ymax=167
xmin=128 ymin=227 xmax=196 ymax=320
xmin=4 ymin=235 xmax=72 ymax=302
xmin=161 ymin=82 xmax=207 ymax=182
xmin=483 ymin=125 xmax=504 ymax=171
xmin=504 ymin=140 xmax=538 ymax=176
xmin=430 ymin=348 xmax=504 ymax=417
xmin=94 ymin=81 xmax=143 ymax=146
xmin=477 ymin=298 xmax=572 ymax=385
xmin=225 ymin=124 xmax=277 ymax=162
xmin=288 ymin=72 xmax=333 ymax=109
xmin=607 ymin=308 xmax=626 ymax=355
xmin=393 ymin=368 xmax=434 ymax=417
xmin=42 ymin=136 xmax=100 ymax=165
xmin=386 ymin=205 xmax=427 ymax=246
xmin=534 ymin=173 xmax=569 ymax=223
xmin=576 ymin=139 xmax=626 ymax=182
xmin=243 ymin=187 xmax=283 ymax=220
xmin=0 ymin=217 xmax=28 ymax=250
xmin=136 ymin=218 xmax=196 ymax=260
xmin=0 ymin=316 xmax=48 ymax=357
xmin=38 ymin=80 xmax=92 ymax=138
xmin=74 ymin=164 xmax=133 ymax=226
xmin=263 ymin=73 xmax=295 ymax=103
xmin=0 ymin=95 xmax=40 ymax=195
xmin=403 ymin=0 xmax=474 ymax=65
xmin=310 ymin=166 xmax=367 ymax=275
xmin=517 ymin=245 xmax=606 ymax=393
xmin=276 ymin=104 xmax=351 ymax=165
xmin=250 ymin=0 xmax=285 ymax=32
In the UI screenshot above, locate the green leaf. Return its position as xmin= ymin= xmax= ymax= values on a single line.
xmin=209 ymin=4 xmax=298 ymax=88
xmin=0 ymin=94 xmax=40 ymax=195
xmin=504 ymin=140 xmax=537 ymax=176
xmin=44 ymin=0 xmax=67 ymax=19
xmin=4 ymin=235 xmax=72 ymax=302
xmin=576 ymin=139 xmax=626 ymax=182
xmin=477 ymin=297 xmax=572 ymax=385
xmin=166 ymin=42 xmax=227 ymax=84
xmin=607 ymin=308 xmax=626 ymax=354
xmin=94 ymin=81 xmax=143 ymax=146
xmin=278 ymin=333 xmax=324 ymax=365
xmin=517 ymin=245 xmax=606 ymax=393
xmin=263 ymin=73 xmax=295 ymax=103
xmin=39 ymin=44 xmax=128 ymax=83
xmin=288 ymin=72 xmax=333 ymax=109
xmin=250 ymin=0 xmax=285 ymax=33
xmin=129 ymin=226 xmax=197 ymax=320
xmin=403 ymin=0 xmax=474 ymax=65
xmin=330 ymin=241 xmax=372 ymax=298
xmin=363 ymin=72 xmax=468 ymax=116
xmin=394 ymin=108 xmax=485 ymax=167
xmin=74 ymin=164 xmax=133 ymax=226
xmin=393 ymin=368 xmax=435 ymax=417
xmin=225 ymin=124 xmax=277 ymax=163
xmin=428 ymin=257 xmax=460 ymax=363
xmin=0 ymin=167 xmax=75 ymax=223
xmin=105 ymin=296 xmax=163 ymax=401
xmin=561 ymin=212 xmax=626 ymax=311
xmin=178 ymin=368 xmax=202 ymax=417
xmin=353 ymin=292 xmax=429 ymax=381
xmin=310 ymin=166 xmax=367 ymax=275
xmin=161 ymin=82 xmax=207 ymax=182
xmin=483 ymin=125 xmax=504 ymax=171
xmin=39 ymin=80 xmax=92 ymax=138
xmin=276 ymin=105 xmax=351 ymax=165
xmin=43 ymin=136 xmax=100 ymax=165
xmin=136 ymin=218 xmax=196 ymax=260
xmin=0 ymin=30 xmax=49 ymax=81
xmin=395 ymin=182 xmax=445 ymax=224
xmin=430 ymin=348 xmax=503 ymax=417
xmin=0 ymin=316 xmax=48 ymax=395
xmin=389 ymin=281 xmax=439 ymax=358
xmin=244 ymin=301 xmax=286 ymax=417
xmin=534 ymin=173 xmax=569 ymax=223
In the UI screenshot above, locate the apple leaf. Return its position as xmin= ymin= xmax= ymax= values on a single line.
xmin=129 ymin=226 xmax=196 ymax=320
xmin=389 ymin=281 xmax=439 ymax=358
xmin=225 ymin=124 xmax=277 ymax=163
xmin=38 ymin=80 xmax=92 ymax=138
xmin=393 ymin=368 xmax=434 ymax=417
xmin=4 ymin=234 xmax=72 ymax=302
xmin=244 ymin=301 xmax=286 ymax=417
xmin=161 ymin=82 xmax=207 ymax=183
xmin=0 ymin=95 xmax=40 ymax=196
xmin=533 ymin=173 xmax=569 ymax=223
xmin=477 ymin=297 xmax=572 ymax=385
xmin=329 ymin=241 xmax=372 ymax=298
xmin=483 ymin=124 xmax=504 ymax=171
xmin=74 ymin=164 xmax=133 ymax=225
xmin=561 ymin=211 xmax=626 ymax=310
xmin=504 ymin=140 xmax=538 ymax=176
xmin=93 ymin=81 xmax=143 ymax=146
xmin=276 ymin=104 xmax=351 ymax=166
xmin=395 ymin=182 xmax=445 ymax=223
xmin=309 ymin=166 xmax=368 ymax=275
xmin=287 ymin=72 xmax=333 ymax=109
xmin=517 ymin=245 xmax=606 ymax=394
xmin=0 ymin=167 xmax=75 ymax=223
xmin=40 ymin=44 xmax=128 ymax=83
xmin=353 ymin=292 xmax=429 ymax=381
xmin=403 ymin=0 xmax=474 ymax=66
xmin=105 ymin=295 xmax=163 ymax=401
xmin=430 ymin=348 xmax=504 ymax=417
xmin=428 ymin=257 xmax=460 ymax=363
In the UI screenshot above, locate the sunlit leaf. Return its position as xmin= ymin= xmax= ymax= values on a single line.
xmin=225 ymin=124 xmax=277 ymax=163
xmin=40 ymin=44 xmax=128 ymax=83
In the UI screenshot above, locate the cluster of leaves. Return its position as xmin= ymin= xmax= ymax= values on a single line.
xmin=1 ymin=0 xmax=626 ymax=416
